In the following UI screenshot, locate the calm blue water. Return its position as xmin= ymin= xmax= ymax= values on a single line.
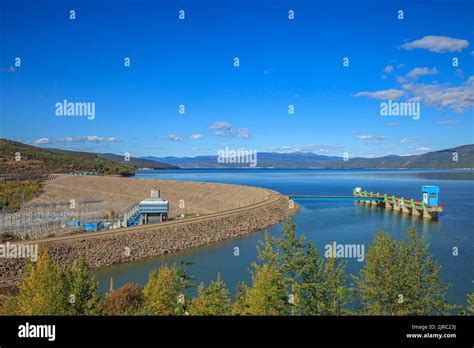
xmin=93 ymin=169 xmax=474 ymax=306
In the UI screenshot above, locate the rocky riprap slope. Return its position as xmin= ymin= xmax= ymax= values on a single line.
xmin=0 ymin=191 xmax=299 ymax=287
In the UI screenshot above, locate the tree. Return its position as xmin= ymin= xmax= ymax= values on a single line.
xmin=467 ymin=294 xmax=474 ymax=314
xmin=277 ymin=220 xmax=307 ymax=283
xmin=5 ymin=250 xmax=70 ymax=315
xmin=352 ymin=228 xmax=452 ymax=315
xmin=297 ymin=241 xmax=346 ymax=315
xmin=188 ymin=273 xmax=231 ymax=315
xmin=467 ymin=282 xmax=474 ymax=314
xmin=65 ymin=254 xmax=101 ymax=315
xmin=256 ymin=230 xmax=281 ymax=269
xmin=245 ymin=263 xmax=289 ymax=315
xmin=103 ymin=283 xmax=144 ymax=315
xmin=242 ymin=229 xmax=290 ymax=315
xmin=231 ymin=282 xmax=250 ymax=315
xmin=143 ymin=264 xmax=187 ymax=315
xmin=255 ymin=221 xmax=347 ymax=316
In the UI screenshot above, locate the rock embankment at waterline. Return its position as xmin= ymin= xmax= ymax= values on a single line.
xmin=0 ymin=179 xmax=299 ymax=287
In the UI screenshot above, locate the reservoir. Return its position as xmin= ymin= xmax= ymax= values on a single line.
xmin=93 ymin=169 xmax=474 ymax=306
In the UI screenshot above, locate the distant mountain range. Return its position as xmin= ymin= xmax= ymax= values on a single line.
xmin=97 ymin=153 xmax=178 ymax=170
xmin=2 ymin=138 xmax=472 ymax=177
xmin=143 ymin=144 xmax=474 ymax=169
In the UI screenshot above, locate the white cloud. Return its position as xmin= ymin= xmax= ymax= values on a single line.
xmin=209 ymin=121 xmax=250 ymax=139
xmin=435 ymin=119 xmax=462 ymax=124
xmin=209 ymin=121 xmax=234 ymax=137
xmin=396 ymin=76 xmax=407 ymax=84
xmin=387 ymin=123 xmax=399 ymax=127
xmin=56 ymin=136 xmax=120 ymax=143
xmin=399 ymin=138 xmax=410 ymax=143
xmin=189 ymin=133 xmax=204 ymax=139
xmin=268 ymin=144 xmax=344 ymax=154
xmin=406 ymin=67 xmax=438 ymax=80
xmin=401 ymin=35 xmax=469 ymax=53
xmin=354 ymin=89 xmax=405 ymax=100
xmin=209 ymin=121 xmax=232 ymax=130
xmin=269 ymin=145 xmax=294 ymax=152
xmin=34 ymin=137 xmax=51 ymax=144
xmin=167 ymin=134 xmax=182 ymax=142
xmin=406 ymin=96 xmax=422 ymax=103
xmin=236 ymin=128 xmax=250 ymax=139
xmin=402 ymin=76 xmax=474 ymax=113
xmin=384 ymin=65 xmax=394 ymax=74
xmin=416 ymin=147 xmax=431 ymax=152
xmin=33 ymin=136 xmax=120 ymax=144
xmin=357 ymin=135 xmax=387 ymax=140
xmin=90 ymin=136 xmax=117 ymax=143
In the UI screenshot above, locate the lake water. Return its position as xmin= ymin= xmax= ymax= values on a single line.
xmin=93 ymin=169 xmax=474 ymax=306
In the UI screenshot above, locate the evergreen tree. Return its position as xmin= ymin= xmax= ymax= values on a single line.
xmin=256 ymin=230 xmax=281 ymax=269
xmin=254 ymin=220 xmax=347 ymax=316
xmin=188 ymin=273 xmax=231 ymax=315
xmin=65 ymin=254 xmax=101 ymax=315
xmin=84 ymin=289 xmax=103 ymax=316
xmin=297 ymin=241 xmax=346 ymax=315
xmin=352 ymin=230 xmax=397 ymax=315
xmin=247 ymin=229 xmax=290 ymax=315
xmin=276 ymin=220 xmax=307 ymax=314
xmin=466 ymin=281 xmax=474 ymax=314
xmin=353 ymin=228 xmax=452 ymax=315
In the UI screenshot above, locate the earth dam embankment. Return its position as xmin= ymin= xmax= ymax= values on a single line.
xmin=0 ymin=175 xmax=299 ymax=287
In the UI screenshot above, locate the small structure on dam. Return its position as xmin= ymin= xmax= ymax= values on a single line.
xmin=138 ymin=186 xmax=169 ymax=224
xmin=422 ymin=185 xmax=439 ymax=207
xmin=353 ymin=186 xmax=443 ymax=219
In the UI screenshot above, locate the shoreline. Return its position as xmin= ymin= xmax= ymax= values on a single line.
xmin=0 ymin=176 xmax=300 ymax=288
xmin=138 ymin=168 xmax=474 ymax=170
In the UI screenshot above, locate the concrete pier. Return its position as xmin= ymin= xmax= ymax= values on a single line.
xmin=354 ymin=189 xmax=443 ymax=220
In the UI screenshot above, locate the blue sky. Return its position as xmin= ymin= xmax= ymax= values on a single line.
xmin=1 ymin=0 xmax=473 ymax=158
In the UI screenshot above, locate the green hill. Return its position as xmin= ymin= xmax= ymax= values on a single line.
xmin=0 ymin=138 xmax=138 ymax=177
xmin=335 ymin=144 xmax=474 ymax=169
xmin=97 ymin=153 xmax=178 ymax=169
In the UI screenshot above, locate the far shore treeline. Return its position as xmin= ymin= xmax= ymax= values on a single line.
xmin=1 ymin=220 xmax=473 ymax=316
